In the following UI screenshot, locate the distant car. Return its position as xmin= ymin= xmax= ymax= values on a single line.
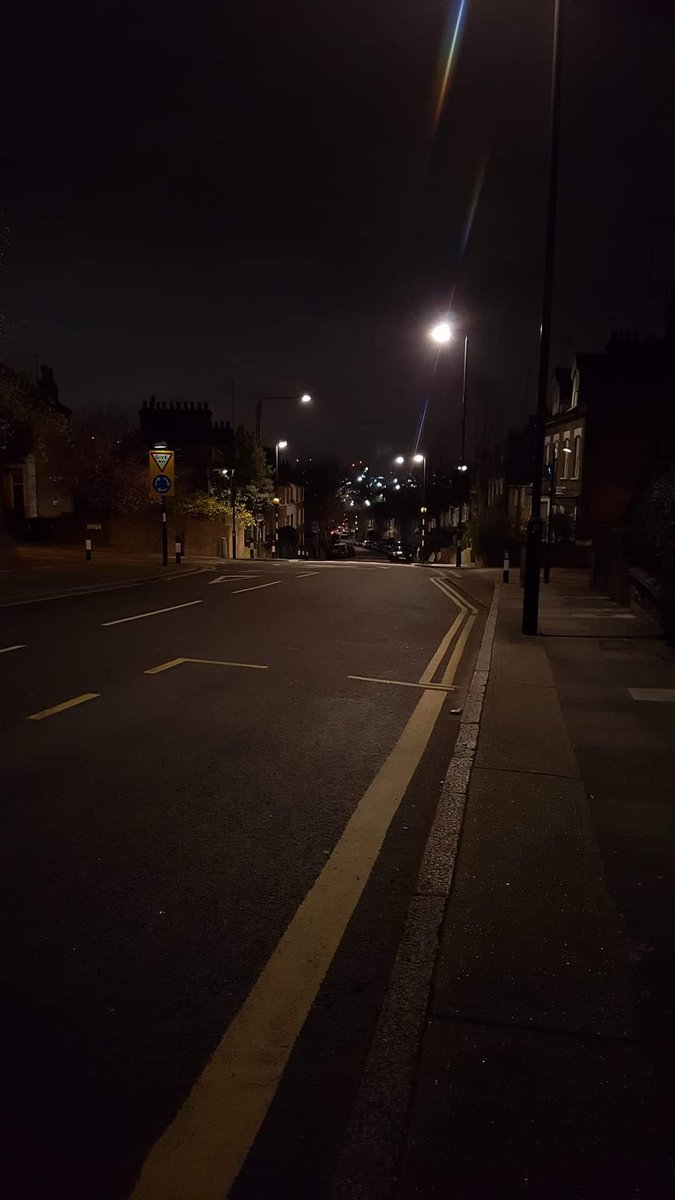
xmin=388 ymin=543 xmax=414 ymax=563
xmin=330 ymin=536 xmax=355 ymax=557
xmin=363 ymin=538 xmax=380 ymax=552
xmin=328 ymin=541 xmax=350 ymax=559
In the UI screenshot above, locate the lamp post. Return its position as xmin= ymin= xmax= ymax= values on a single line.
xmin=256 ymin=393 xmax=311 ymax=443
xmin=274 ymin=440 xmax=288 ymax=556
xmin=522 ymin=0 xmax=563 ymax=634
xmin=430 ymin=321 xmax=469 ymax=568
xmin=395 ymin=453 xmax=427 ymax=561
xmin=543 ymin=444 xmax=571 ymax=583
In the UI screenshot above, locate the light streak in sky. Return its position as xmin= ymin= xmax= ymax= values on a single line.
xmin=459 ymin=151 xmax=489 ymax=257
xmin=431 ymin=0 xmax=468 ymax=136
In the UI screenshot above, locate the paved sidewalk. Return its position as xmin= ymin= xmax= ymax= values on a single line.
xmin=395 ymin=576 xmax=674 ymax=1198
xmin=0 ymin=550 xmax=208 ymax=606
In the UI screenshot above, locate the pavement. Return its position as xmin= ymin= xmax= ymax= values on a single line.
xmin=3 ymin=556 xmax=674 ymax=1198
xmin=334 ymin=569 xmax=674 ymax=1200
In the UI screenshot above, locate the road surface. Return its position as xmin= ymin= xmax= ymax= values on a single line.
xmin=1 ymin=559 xmax=490 ymax=1199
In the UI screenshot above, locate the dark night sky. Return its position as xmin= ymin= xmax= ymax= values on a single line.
xmin=2 ymin=0 xmax=674 ymax=463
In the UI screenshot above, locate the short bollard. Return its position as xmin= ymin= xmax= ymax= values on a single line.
xmin=175 ymin=539 xmax=182 ymax=565
xmin=502 ymin=549 xmax=509 ymax=583
xmin=85 ymin=537 xmax=92 ymax=562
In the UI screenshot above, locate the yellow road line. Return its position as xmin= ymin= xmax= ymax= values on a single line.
xmin=144 ymin=658 xmax=268 ymax=675
xmin=441 ymin=612 xmax=476 ymax=686
xmin=188 ymin=658 xmax=268 ymax=670
xmin=131 ymin=619 xmax=473 ymax=1199
xmin=26 ymin=693 xmax=99 ymax=721
xmin=432 ymin=575 xmax=479 ymax=614
xmin=419 ymin=585 xmax=466 ymax=685
xmin=347 ymin=675 xmax=456 ymax=691
xmin=144 ymin=659 xmax=188 ymax=675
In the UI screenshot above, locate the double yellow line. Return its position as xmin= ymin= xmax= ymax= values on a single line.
xmin=131 ymin=573 xmax=480 ymax=1200
xmin=424 ymin=575 xmax=477 ymax=689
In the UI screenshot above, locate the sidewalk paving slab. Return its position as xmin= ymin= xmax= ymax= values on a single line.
xmin=395 ymin=572 xmax=674 ymax=1199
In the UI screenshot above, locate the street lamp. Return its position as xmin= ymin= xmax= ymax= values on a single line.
xmin=256 ymin=393 xmax=312 ymax=443
xmin=522 ymin=0 xmax=563 ymax=634
xmin=430 ymin=320 xmax=469 ymax=567
xmin=543 ymin=444 xmax=571 ymax=584
xmin=394 ymin=453 xmax=427 ymax=561
xmin=430 ymin=321 xmax=453 ymax=344
xmin=274 ymin=440 xmax=288 ymax=556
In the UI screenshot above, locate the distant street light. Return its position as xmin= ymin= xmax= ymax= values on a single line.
xmin=394 ymin=452 xmax=427 ymax=561
xmin=274 ymin=440 xmax=288 ymax=556
xmin=256 ymin=393 xmax=312 ymax=442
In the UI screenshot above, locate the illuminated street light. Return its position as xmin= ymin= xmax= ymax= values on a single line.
xmin=430 ymin=320 xmax=453 ymax=344
xmin=274 ymin=440 xmax=288 ymax=557
xmin=256 ymin=393 xmax=312 ymax=442
xmin=394 ymin=453 xmax=427 ymax=561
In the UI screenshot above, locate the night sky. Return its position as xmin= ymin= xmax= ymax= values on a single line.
xmin=2 ymin=0 xmax=674 ymax=464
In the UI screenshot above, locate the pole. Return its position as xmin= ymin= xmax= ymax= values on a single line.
xmin=503 ymin=550 xmax=510 ymax=583
xmin=420 ymin=456 xmax=427 ymax=563
xmin=543 ymin=448 xmax=557 ymax=584
xmin=255 ymin=397 xmax=262 ymax=443
xmin=175 ymin=536 xmax=182 ymax=565
xmin=460 ymin=333 xmax=468 ymax=468
xmin=274 ymin=444 xmax=279 ymax=557
xmin=85 ymin=537 xmax=92 ymax=561
xmin=456 ymin=334 xmax=469 ymax=569
xmin=161 ymin=499 xmax=168 ymax=567
xmin=522 ymin=0 xmax=563 ymax=634
xmin=231 ymin=473 xmax=237 ymax=560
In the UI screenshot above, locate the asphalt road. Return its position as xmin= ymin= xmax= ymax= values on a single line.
xmin=1 ymin=559 xmax=489 ymax=1199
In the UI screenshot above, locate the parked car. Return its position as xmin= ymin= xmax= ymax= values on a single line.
xmin=327 ymin=541 xmax=350 ymax=559
xmin=388 ymin=543 xmax=414 ymax=563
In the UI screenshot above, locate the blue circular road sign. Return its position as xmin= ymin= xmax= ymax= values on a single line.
xmin=153 ymin=474 xmax=172 ymax=494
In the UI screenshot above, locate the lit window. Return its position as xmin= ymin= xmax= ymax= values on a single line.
xmin=562 ymin=437 xmax=570 ymax=478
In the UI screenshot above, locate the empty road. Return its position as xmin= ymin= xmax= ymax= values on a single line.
xmin=1 ymin=559 xmax=490 ymax=1199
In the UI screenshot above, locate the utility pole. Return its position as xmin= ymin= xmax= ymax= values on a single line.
xmin=522 ymin=0 xmax=563 ymax=634
xmin=456 ymin=333 xmax=469 ymax=569
xmin=543 ymin=448 xmax=557 ymax=584
xmin=230 ymin=472 xmax=237 ymax=560
xmin=161 ymin=498 xmax=168 ymax=567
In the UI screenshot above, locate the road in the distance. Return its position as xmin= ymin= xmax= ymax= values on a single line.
xmin=1 ymin=561 xmax=490 ymax=1199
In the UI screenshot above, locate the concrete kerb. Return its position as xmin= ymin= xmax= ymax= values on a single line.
xmin=330 ymin=583 xmax=501 ymax=1200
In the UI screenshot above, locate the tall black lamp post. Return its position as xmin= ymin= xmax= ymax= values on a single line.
xmin=522 ymin=0 xmax=563 ymax=633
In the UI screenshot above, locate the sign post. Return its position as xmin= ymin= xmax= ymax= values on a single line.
xmin=149 ymin=448 xmax=175 ymax=568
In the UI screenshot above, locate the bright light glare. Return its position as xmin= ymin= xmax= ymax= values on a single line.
xmin=300 ymin=393 xmax=312 ymax=403
xmin=394 ymin=455 xmax=405 ymax=465
xmin=364 ymin=499 xmax=371 ymax=507
xmin=562 ymin=446 xmax=572 ymax=453
xmin=430 ymin=321 xmax=453 ymax=344
xmin=356 ymin=475 xmax=363 ymax=482
xmin=395 ymin=484 xmax=401 ymax=490
xmin=458 ymin=463 xmax=468 ymax=471
xmin=413 ymin=453 xmax=424 ymax=463
xmin=277 ymin=440 xmax=288 ymax=449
